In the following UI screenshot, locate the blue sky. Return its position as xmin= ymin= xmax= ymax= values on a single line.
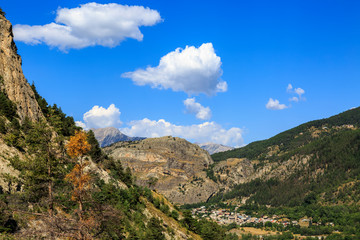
xmin=2 ymin=0 xmax=360 ymax=146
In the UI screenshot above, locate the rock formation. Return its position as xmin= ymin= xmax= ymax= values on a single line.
xmin=104 ymin=136 xmax=219 ymax=204
xmin=0 ymin=13 xmax=43 ymax=122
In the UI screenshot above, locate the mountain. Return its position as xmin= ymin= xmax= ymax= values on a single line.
xmin=198 ymin=142 xmax=234 ymax=154
xmin=104 ymin=136 xmax=218 ymax=204
xmin=92 ymin=127 xmax=145 ymax=147
xmin=209 ymin=107 xmax=360 ymax=207
xmin=0 ymin=13 xmax=207 ymax=239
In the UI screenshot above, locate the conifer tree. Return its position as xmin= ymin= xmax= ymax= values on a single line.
xmin=23 ymin=119 xmax=63 ymax=214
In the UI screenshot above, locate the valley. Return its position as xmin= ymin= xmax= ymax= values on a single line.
xmin=0 ymin=4 xmax=359 ymax=240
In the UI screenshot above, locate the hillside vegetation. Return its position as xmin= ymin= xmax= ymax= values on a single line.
xmin=212 ymin=107 xmax=360 ymax=162
xmin=202 ymin=107 xmax=360 ymax=239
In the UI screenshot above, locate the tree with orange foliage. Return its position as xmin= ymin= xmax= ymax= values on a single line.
xmin=65 ymin=130 xmax=91 ymax=220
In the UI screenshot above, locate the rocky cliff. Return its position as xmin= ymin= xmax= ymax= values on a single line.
xmin=0 ymin=13 xmax=43 ymax=122
xmin=104 ymin=136 xmax=219 ymax=204
xmin=0 ymin=12 xmax=45 ymax=192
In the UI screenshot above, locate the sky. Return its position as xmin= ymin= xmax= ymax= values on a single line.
xmin=2 ymin=0 xmax=360 ymax=147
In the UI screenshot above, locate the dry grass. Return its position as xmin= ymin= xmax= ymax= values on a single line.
xmin=143 ymin=195 xmax=202 ymax=240
xmin=226 ymin=158 xmax=245 ymax=166
xmin=230 ymin=227 xmax=279 ymax=236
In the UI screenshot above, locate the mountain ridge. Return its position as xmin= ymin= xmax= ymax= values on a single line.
xmin=209 ymin=106 xmax=360 ymax=207
xmin=197 ymin=142 xmax=234 ymax=154
xmin=92 ymin=127 xmax=145 ymax=147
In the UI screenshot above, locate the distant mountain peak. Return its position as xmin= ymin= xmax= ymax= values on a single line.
xmin=92 ymin=127 xmax=145 ymax=147
xmin=197 ymin=142 xmax=234 ymax=155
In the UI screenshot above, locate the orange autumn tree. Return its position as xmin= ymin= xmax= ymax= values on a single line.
xmin=65 ymin=130 xmax=91 ymax=220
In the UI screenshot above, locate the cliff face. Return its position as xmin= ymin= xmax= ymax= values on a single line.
xmin=104 ymin=136 xmax=219 ymax=204
xmin=0 ymin=14 xmax=43 ymax=122
xmin=0 ymin=13 xmax=45 ymax=192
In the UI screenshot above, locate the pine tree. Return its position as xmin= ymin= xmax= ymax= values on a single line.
xmin=23 ymin=120 xmax=64 ymax=214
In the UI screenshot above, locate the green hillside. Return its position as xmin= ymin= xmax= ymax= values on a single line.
xmin=204 ymin=108 xmax=360 ymax=239
xmin=212 ymin=106 xmax=360 ymax=162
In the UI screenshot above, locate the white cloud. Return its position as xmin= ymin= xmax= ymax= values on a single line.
xmin=13 ymin=3 xmax=162 ymax=51
xmin=287 ymin=83 xmax=293 ymax=92
xmin=183 ymin=98 xmax=211 ymax=120
xmin=287 ymin=84 xmax=305 ymax=100
xmin=122 ymin=43 xmax=226 ymax=95
xmin=289 ymin=96 xmax=299 ymax=102
xmin=266 ymin=98 xmax=288 ymax=110
xmin=294 ymin=87 xmax=305 ymax=97
xmin=120 ymin=118 xmax=243 ymax=147
xmin=75 ymin=121 xmax=87 ymax=129
xmin=80 ymin=104 xmax=122 ymax=129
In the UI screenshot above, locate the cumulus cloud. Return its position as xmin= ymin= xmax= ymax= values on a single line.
xmin=75 ymin=121 xmax=87 ymax=129
xmin=120 ymin=118 xmax=243 ymax=146
xmin=122 ymin=43 xmax=226 ymax=95
xmin=294 ymin=87 xmax=305 ymax=98
xmin=183 ymin=98 xmax=211 ymax=120
xmin=13 ymin=3 xmax=162 ymax=51
xmin=266 ymin=98 xmax=288 ymax=110
xmin=78 ymin=104 xmax=122 ymax=129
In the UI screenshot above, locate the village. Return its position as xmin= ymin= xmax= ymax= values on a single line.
xmin=191 ymin=206 xmax=313 ymax=227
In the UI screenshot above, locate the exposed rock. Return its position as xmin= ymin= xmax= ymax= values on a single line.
xmin=0 ymin=14 xmax=44 ymax=122
xmin=0 ymin=138 xmax=21 ymax=192
xmin=213 ymin=153 xmax=312 ymax=189
xmin=0 ymin=14 xmax=45 ymax=192
xmin=104 ymin=136 xmax=219 ymax=204
xmin=213 ymin=158 xmax=254 ymax=188
xmin=197 ymin=142 xmax=234 ymax=154
xmin=92 ymin=127 xmax=145 ymax=147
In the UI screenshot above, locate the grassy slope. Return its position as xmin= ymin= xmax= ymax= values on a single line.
xmin=212 ymin=106 xmax=360 ymax=162
xmin=209 ymin=107 xmax=360 ymax=207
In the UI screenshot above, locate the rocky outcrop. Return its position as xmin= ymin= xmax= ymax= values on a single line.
xmin=198 ymin=142 xmax=234 ymax=155
xmin=213 ymin=154 xmax=312 ymax=189
xmin=213 ymin=158 xmax=254 ymax=188
xmin=0 ymin=14 xmax=43 ymax=122
xmin=0 ymin=13 xmax=45 ymax=191
xmin=104 ymin=136 xmax=219 ymax=204
xmin=0 ymin=138 xmax=21 ymax=192
xmin=92 ymin=127 xmax=145 ymax=147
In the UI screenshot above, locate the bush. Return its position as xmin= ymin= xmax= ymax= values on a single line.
xmin=171 ymin=210 xmax=179 ymax=220
xmin=160 ymin=204 xmax=169 ymax=215
xmin=0 ymin=118 xmax=6 ymax=134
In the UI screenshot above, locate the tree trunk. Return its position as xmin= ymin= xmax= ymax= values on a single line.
xmin=48 ymin=150 xmax=53 ymax=216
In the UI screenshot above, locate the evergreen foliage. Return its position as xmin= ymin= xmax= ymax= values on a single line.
xmin=87 ymin=130 xmax=105 ymax=163
xmin=0 ymin=89 xmax=17 ymax=121
xmin=210 ymin=129 xmax=360 ymax=207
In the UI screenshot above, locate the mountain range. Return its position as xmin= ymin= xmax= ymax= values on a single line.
xmin=92 ymin=127 xmax=234 ymax=154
